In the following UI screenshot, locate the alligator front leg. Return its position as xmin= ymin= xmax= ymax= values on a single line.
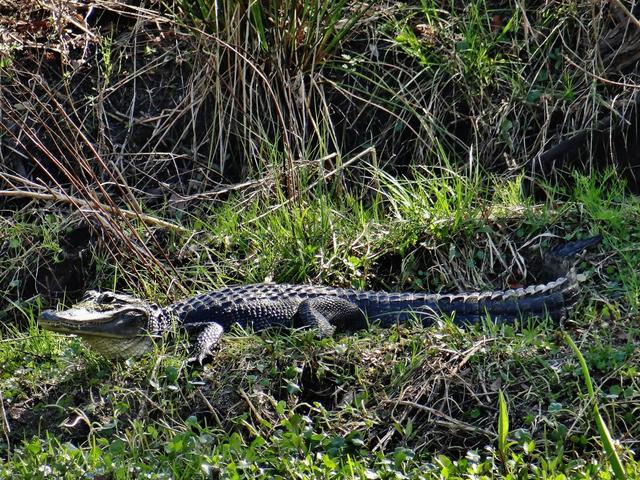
xmin=295 ymin=297 xmax=366 ymax=336
xmin=188 ymin=323 xmax=224 ymax=364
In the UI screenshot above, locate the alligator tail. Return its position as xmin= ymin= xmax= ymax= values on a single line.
xmin=430 ymin=274 xmax=577 ymax=325
xmin=436 ymin=235 xmax=601 ymax=324
xmin=547 ymin=235 xmax=602 ymax=258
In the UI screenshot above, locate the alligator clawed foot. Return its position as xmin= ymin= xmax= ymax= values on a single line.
xmin=187 ymin=323 xmax=225 ymax=365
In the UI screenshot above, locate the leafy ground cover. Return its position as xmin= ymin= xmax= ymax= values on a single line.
xmin=2 ymin=169 xmax=640 ymax=478
xmin=1 ymin=0 xmax=640 ymax=478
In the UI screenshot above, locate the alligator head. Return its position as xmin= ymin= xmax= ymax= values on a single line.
xmin=39 ymin=291 xmax=164 ymax=359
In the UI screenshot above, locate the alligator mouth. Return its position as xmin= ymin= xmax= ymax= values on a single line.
xmin=39 ymin=307 xmax=155 ymax=358
xmin=39 ymin=307 xmax=147 ymax=339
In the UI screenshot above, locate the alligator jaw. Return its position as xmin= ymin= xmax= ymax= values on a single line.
xmin=39 ymin=306 xmax=147 ymax=338
xmin=80 ymin=335 xmax=154 ymax=359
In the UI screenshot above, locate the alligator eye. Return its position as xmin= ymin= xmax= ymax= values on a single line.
xmin=99 ymin=293 xmax=116 ymax=304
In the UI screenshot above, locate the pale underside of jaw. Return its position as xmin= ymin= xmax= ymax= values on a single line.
xmin=80 ymin=335 xmax=154 ymax=359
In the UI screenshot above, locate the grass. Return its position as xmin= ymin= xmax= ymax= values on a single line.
xmin=564 ymin=331 xmax=626 ymax=480
xmin=2 ymin=170 xmax=640 ymax=478
xmin=1 ymin=0 xmax=640 ymax=478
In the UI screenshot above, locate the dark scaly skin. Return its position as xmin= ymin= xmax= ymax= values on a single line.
xmin=39 ymin=236 xmax=601 ymax=362
xmin=172 ymin=278 xmax=573 ymax=331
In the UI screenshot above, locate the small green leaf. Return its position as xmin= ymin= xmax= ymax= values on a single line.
xmin=527 ymin=89 xmax=542 ymax=103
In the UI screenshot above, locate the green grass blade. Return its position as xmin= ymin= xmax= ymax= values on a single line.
xmin=498 ymin=390 xmax=508 ymax=451
xmin=249 ymin=1 xmax=268 ymax=52
xmin=564 ymin=331 xmax=626 ymax=480
xmin=497 ymin=389 xmax=509 ymax=471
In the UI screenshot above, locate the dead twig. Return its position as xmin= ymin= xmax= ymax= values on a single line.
xmin=610 ymin=0 xmax=640 ymax=30
xmin=383 ymin=399 xmax=496 ymax=439
xmin=0 ymin=189 xmax=188 ymax=232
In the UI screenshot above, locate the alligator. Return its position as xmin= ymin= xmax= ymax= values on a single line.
xmin=39 ymin=236 xmax=601 ymax=363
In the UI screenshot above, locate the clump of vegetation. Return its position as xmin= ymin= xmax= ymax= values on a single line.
xmin=1 ymin=0 xmax=640 ymax=478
